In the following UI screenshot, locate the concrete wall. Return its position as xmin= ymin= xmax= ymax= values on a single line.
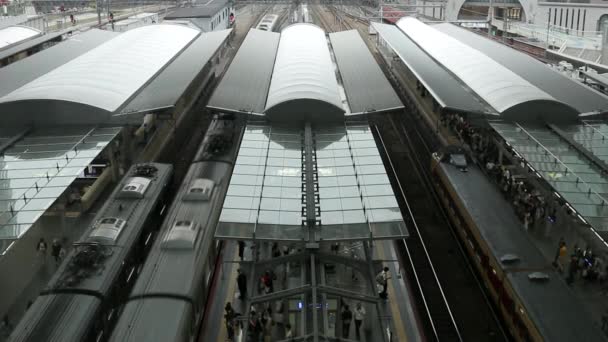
xmin=439 ymin=0 xmax=608 ymax=34
xmin=536 ymin=3 xmax=608 ymax=34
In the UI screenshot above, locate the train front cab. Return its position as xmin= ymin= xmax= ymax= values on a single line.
xmin=430 ymin=152 xmax=538 ymax=342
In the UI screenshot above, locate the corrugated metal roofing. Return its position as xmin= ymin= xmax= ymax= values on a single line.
xmin=119 ymin=29 xmax=232 ymax=115
xmin=0 ymin=24 xmax=199 ymax=112
xmin=372 ymin=23 xmax=492 ymax=114
xmin=397 ymin=18 xmax=575 ymax=120
xmin=265 ymin=24 xmax=344 ymax=122
xmin=0 ymin=29 xmax=118 ymax=99
xmin=329 ymin=30 xmax=403 ymax=115
xmin=0 ymin=26 xmax=42 ymax=50
xmin=433 ymin=23 xmax=608 ymax=116
xmin=0 ymin=28 xmax=67 ymax=61
xmin=207 ymin=29 xmax=279 ymax=114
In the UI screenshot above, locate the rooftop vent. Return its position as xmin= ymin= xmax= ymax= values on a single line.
xmin=527 ymin=272 xmax=550 ymax=281
xmin=119 ymin=177 xmax=152 ymax=199
xmin=183 ymin=178 xmax=215 ymax=201
xmin=500 ymin=254 xmax=520 ymax=264
xmin=89 ymin=217 xmax=127 ymax=242
xmin=162 ymin=220 xmax=200 ymax=250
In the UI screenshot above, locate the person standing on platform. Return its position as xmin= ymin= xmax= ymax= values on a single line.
xmin=237 ymin=269 xmax=247 ymax=299
xmin=51 ymin=238 xmax=62 ymax=265
xmin=224 ymin=302 xmax=236 ymax=341
xmin=354 ymin=302 xmax=366 ymax=340
xmin=238 ymin=241 xmax=245 ymax=261
xmin=36 ymin=238 xmax=47 ymax=263
xmin=376 ymin=266 xmax=391 ymax=299
xmin=341 ymin=304 xmax=353 ymax=338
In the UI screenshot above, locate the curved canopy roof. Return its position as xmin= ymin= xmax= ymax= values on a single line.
xmin=397 ymin=18 xmax=579 ymax=122
xmin=265 ymin=24 xmax=344 ymax=122
xmin=0 ymin=24 xmax=199 ymax=114
xmin=0 ymin=26 xmax=42 ymax=50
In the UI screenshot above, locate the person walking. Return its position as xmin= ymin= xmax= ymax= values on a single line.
xmin=376 ymin=267 xmax=391 ymax=299
xmin=51 ymin=239 xmax=62 ymax=265
xmin=354 ymin=302 xmax=366 ymax=340
xmin=238 ymin=241 xmax=245 ymax=261
xmin=341 ymin=304 xmax=353 ymax=338
xmin=225 ymin=302 xmax=236 ymax=341
xmin=237 ymin=269 xmax=247 ymax=299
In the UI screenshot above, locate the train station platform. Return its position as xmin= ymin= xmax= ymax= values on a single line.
xmin=202 ymin=23 xmax=424 ymax=342
xmin=200 ymin=239 xmax=423 ymax=342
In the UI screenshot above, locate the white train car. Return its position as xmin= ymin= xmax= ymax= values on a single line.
xmin=256 ymin=14 xmax=279 ymax=31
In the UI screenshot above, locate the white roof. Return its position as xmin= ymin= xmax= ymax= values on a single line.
xmin=396 ymin=18 xmax=555 ymax=114
xmin=0 ymin=26 xmax=41 ymax=49
xmin=0 ymin=24 xmax=199 ymax=112
xmin=265 ymin=24 xmax=343 ymax=116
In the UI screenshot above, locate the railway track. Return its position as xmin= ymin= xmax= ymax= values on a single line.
xmin=323 ymin=5 xmax=509 ymax=339
xmin=370 ymin=99 xmax=509 ymax=341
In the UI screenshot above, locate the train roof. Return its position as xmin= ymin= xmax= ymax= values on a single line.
xmin=436 ymin=159 xmax=606 ymax=341
xmin=110 ymin=118 xmax=242 ymax=342
xmin=437 ymin=161 xmax=548 ymax=270
xmin=9 ymin=294 xmax=98 ymax=342
xmin=46 ymin=163 xmax=172 ymax=293
xmin=508 ymin=271 xmax=605 ymax=341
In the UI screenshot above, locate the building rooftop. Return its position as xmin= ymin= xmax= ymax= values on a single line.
xmin=265 ymin=24 xmax=344 ymax=122
xmin=433 ymin=23 xmax=608 ymax=116
xmin=397 ymin=18 xmax=578 ymax=122
xmin=0 ymin=25 xmax=231 ymax=125
xmin=0 ymin=26 xmax=42 ymax=50
xmin=208 ymin=24 xmax=403 ymax=122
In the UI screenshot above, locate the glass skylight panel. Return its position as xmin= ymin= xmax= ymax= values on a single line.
xmin=0 ymin=126 xmax=120 ymax=244
xmin=491 ymin=121 xmax=608 ymax=232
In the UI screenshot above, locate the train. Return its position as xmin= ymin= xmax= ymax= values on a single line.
xmin=8 ymin=163 xmax=173 ymax=342
xmin=256 ymin=14 xmax=279 ymax=32
xmin=109 ymin=113 xmax=243 ymax=342
xmin=430 ymin=146 xmax=606 ymax=342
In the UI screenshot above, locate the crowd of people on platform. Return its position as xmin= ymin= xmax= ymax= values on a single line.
xmin=226 ymin=241 xmax=381 ymax=341
xmin=441 ymin=112 xmax=608 ymax=288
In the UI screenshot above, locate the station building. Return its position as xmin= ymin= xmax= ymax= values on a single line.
xmin=0 ymin=24 xmax=233 ymax=321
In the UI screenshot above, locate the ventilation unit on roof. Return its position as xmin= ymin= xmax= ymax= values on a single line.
xmin=161 ymin=220 xmax=200 ymax=250
xmin=528 ymin=272 xmax=550 ymax=281
xmin=500 ymin=254 xmax=520 ymax=264
xmin=119 ymin=177 xmax=152 ymax=199
xmin=89 ymin=217 xmax=127 ymax=242
xmin=183 ymin=178 xmax=215 ymax=201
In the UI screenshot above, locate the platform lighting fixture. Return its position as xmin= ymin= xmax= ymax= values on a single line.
xmin=535 ymin=172 xmax=542 ymax=178
xmin=1 ymin=241 xmax=15 ymax=256
xmin=554 ymin=192 xmax=562 ymax=199
xmin=591 ymin=230 xmax=608 ymax=248
xmin=577 ymin=214 xmax=588 ymax=225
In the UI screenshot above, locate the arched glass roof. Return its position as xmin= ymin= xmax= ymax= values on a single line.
xmin=0 ymin=24 xmax=199 ymax=113
xmin=265 ymin=24 xmax=344 ymax=122
xmin=0 ymin=26 xmax=42 ymax=49
xmin=397 ymin=18 xmax=579 ymax=121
